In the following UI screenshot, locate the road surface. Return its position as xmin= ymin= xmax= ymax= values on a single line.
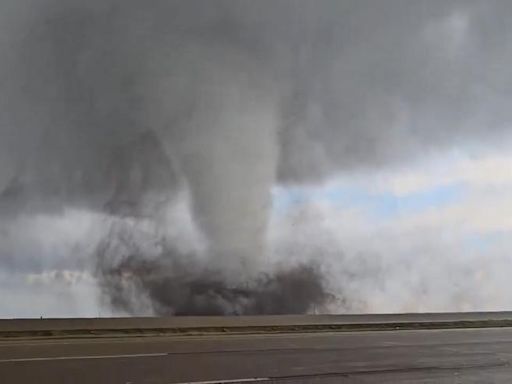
xmin=3 ymin=326 xmax=512 ymax=383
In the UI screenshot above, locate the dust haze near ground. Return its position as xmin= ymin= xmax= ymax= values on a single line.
xmin=2 ymin=1 xmax=512 ymax=316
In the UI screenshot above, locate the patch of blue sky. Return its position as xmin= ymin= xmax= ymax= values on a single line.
xmin=368 ymin=183 xmax=465 ymax=220
xmin=463 ymin=231 xmax=510 ymax=254
xmin=273 ymin=181 xmax=466 ymax=221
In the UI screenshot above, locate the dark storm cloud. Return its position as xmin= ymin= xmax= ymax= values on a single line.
xmin=5 ymin=1 xmax=512 ymax=203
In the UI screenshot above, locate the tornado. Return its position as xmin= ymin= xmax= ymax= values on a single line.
xmin=150 ymin=48 xmax=280 ymax=280
xmin=4 ymin=0 xmax=512 ymax=315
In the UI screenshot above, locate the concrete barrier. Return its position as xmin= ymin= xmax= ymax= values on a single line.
xmin=2 ymin=312 xmax=512 ymax=339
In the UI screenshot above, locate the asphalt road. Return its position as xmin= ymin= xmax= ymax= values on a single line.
xmin=2 ymin=327 xmax=512 ymax=383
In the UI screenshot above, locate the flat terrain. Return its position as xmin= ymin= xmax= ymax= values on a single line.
xmin=2 ymin=314 xmax=512 ymax=383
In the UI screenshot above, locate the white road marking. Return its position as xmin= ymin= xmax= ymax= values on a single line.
xmin=0 ymin=352 xmax=167 ymax=363
xmin=176 ymin=379 xmax=270 ymax=384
